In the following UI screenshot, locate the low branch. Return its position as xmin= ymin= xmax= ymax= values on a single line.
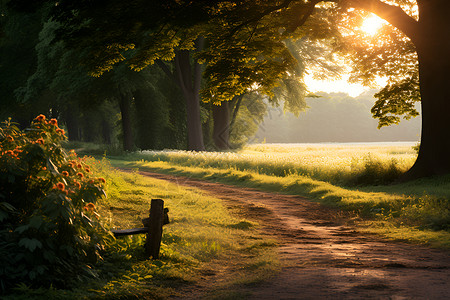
xmin=287 ymin=0 xmax=322 ymax=33
xmin=341 ymin=0 xmax=419 ymax=41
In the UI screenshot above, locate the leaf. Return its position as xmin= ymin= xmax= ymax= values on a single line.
xmin=18 ymin=238 xmax=43 ymax=252
xmin=0 ymin=202 xmax=16 ymax=212
xmin=15 ymin=224 xmax=30 ymax=234
xmin=0 ymin=210 xmax=8 ymax=222
xmin=29 ymin=215 xmax=43 ymax=229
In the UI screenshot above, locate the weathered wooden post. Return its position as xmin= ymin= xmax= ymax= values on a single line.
xmin=145 ymin=199 xmax=164 ymax=259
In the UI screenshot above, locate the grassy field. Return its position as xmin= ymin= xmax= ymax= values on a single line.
xmin=109 ymin=143 xmax=450 ymax=249
xmin=128 ymin=143 xmax=418 ymax=186
xmin=6 ymin=158 xmax=279 ymax=299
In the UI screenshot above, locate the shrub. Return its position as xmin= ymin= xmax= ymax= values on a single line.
xmin=0 ymin=116 xmax=110 ymax=291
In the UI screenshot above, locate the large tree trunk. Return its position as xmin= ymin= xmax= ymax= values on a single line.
xmin=403 ymin=3 xmax=450 ymax=179
xmin=212 ymin=101 xmax=230 ymax=150
xmin=156 ymin=38 xmax=205 ymax=151
xmin=118 ymin=94 xmax=134 ymax=151
xmin=173 ymin=38 xmax=206 ymax=151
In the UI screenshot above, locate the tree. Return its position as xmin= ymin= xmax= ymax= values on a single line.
xmin=329 ymin=0 xmax=450 ymax=179
xmin=204 ymin=0 xmax=450 ymax=179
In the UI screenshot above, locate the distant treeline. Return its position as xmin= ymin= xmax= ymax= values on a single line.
xmin=256 ymin=90 xmax=421 ymax=143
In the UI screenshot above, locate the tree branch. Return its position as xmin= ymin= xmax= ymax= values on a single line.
xmin=228 ymin=0 xmax=293 ymax=38
xmin=287 ymin=0 xmax=322 ymax=33
xmin=342 ymin=0 xmax=419 ymax=41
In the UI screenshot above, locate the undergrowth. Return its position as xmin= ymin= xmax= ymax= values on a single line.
xmin=4 ymin=158 xmax=279 ymax=299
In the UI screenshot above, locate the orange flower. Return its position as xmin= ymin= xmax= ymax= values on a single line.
xmin=35 ymin=114 xmax=46 ymax=122
xmin=42 ymin=167 xmax=47 ymax=171
xmin=98 ymin=177 xmax=106 ymax=183
xmin=5 ymin=150 xmax=14 ymax=155
xmin=56 ymin=128 xmax=65 ymax=135
xmin=77 ymin=164 xmax=82 ymax=169
xmin=49 ymin=118 xmax=58 ymax=126
xmin=74 ymin=180 xmax=81 ymax=189
xmin=56 ymin=182 xmax=65 ymax=191
xmin=85 ymin=168 xmax=90 ymax=173
xmin=36 ymin=138 xmax=44 ymax=145
xmin=62 ymin=171 xmax=69 ymax=176
xmin=6 ymin=135 xmax=13 ymax=142
xmin=84 ymin=202 xmax=96 ymax=212
xmin=88 ymin=180 xmax=94 ymax=184
xmin=76 ymin=172 xmax=84 ymax=178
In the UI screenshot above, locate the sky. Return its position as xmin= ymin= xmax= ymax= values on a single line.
xmin=304 ymin=74 xmax=388 ymax=97
xmin=303 ymin=14 xmax=388 ymax=97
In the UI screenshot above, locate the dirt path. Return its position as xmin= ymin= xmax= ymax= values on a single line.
xmin=139 ymin=171 xmax=450 ymax=299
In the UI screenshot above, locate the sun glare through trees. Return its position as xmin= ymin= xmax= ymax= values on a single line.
xmin=360 ymin=14 xmax=386 ymax=36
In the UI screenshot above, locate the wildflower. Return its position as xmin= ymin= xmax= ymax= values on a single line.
xmin=56 ymin=128 xmax=65 ymax=135
xmin=42 ymin=167 xmax=47 ymax=171
xmin=56 ymin=182 xmax=65 ymax=191
xmin=74 ymin=180 xmax=81 ymax=189
xmin=36 ymin=138 xmax=44 ymax=145
xmin=98 ymin=177 xmax=106 ymax=183
xmin=62 ymin=171 xmax=69 ymax=176
xmin=85 ymin=167 xmax=90 ymax=173
xmin=77 ymin=164 xmax=82 ymax=169
xmin=35 ymin=114 xmax=46 ymax=122
xmin=84 ymin=202 xmax=96 ymax=212
xmin=76 ymin=172 xmax=84 ymax=178
xmin=89 ymin=180 xmax=94 ymax=184
xmin=49 ymin=118 xmax=58 ymax=126
xmin=6 ymin=135 xmax=13 ymax=142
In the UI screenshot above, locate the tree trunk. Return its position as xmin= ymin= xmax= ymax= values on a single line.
xmin=403 ymin=3 xmax=450 ymax=179
xmin=174 ymin=38 xmax=206 ymax=151
xmin=212 ymin=101 xmax=230 ymax=150
xmin=118 ymin=94 xmax=134 ymax=151
xmin=63 ymin=106 xmax=80 ymax=141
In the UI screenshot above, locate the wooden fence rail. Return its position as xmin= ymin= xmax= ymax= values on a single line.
xmin=111 ymin=199 xmax=169 ymax=259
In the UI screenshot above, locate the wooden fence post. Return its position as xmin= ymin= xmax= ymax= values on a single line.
xmin=145 ymin=199 xmax=164 ymax=259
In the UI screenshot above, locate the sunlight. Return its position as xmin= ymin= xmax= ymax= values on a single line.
xmin=360 ymin=14 xmax=385 ymax=36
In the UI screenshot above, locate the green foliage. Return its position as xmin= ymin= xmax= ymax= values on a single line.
xmin=372 ymin=75 xmax=420 ymax=128
xmin=339 ymin=5 xmax=420 ymax=127
xmin=0 ymin=115 xmax=110 ymax=291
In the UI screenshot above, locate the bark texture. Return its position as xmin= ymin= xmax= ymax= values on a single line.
xmin=212 ymin=101 xmax=230 ymax=150
xmin=405 ymin=1 xmax=450 ymax=178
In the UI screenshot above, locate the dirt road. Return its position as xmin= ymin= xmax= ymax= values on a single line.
xmin=139 ymin=171 xmax=450 ymax=299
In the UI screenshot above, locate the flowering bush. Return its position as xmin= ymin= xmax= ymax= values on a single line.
xmin=0 ymin=115 xmax=110 ymax=290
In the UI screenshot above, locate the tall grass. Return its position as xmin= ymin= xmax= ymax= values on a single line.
xmin=127 ymin=143 xmax=417 ymax=186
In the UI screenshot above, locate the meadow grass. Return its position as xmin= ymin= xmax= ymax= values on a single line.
xmin=129 ymin=143 xmax=417 ymax=186
xmin=5 ymin=158 xmax=279 ymax=299
xmin=110 ymin=143 xmax=450 ymax=249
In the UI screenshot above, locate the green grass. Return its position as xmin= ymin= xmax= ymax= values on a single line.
xmin=4 ymin=158 xmax=279 ymax=299
xmin=128 ymin=143 xmax=417 ymax=186
xmin=107 ymin=143 xmax=450 ymax=249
